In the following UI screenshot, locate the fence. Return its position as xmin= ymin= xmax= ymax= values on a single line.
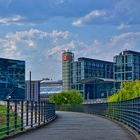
xmin=0 ymin=100 xmax=56 ymax=139
xmin=106 ymin=97 xmax=140 ymax=133
xmin=56 ymin=97 xmax=140 ymax=134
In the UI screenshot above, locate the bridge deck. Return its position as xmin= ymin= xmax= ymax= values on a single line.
xmin=11 ymin=112 xmax=134 ymax=140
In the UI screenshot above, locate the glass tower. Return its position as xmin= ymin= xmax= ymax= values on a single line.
xmin=71 ymin=57 xmax=114 ymax=99
xmin=62 ymin=50 xmax=74 ymax=90
xmin=114 ymin=50 xmax=140 ymax=91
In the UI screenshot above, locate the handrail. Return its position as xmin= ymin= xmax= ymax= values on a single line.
xmin=106 ymin=97 xmax=140 ymax=133
xmin=0 ymin=100 xmax=56 ymax=139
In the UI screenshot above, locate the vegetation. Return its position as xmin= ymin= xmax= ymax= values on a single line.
xmin=49 ymin=90 xmax=83 ymax=105
xmin=108 ymin=80 xmax=140 ymax=102
xmin=0 ymin=105 xmax=21 ymax=137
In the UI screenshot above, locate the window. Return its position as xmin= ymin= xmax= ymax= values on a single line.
xmin=126 ymin=73 xmax=132 ymax=80
xmin=125 ymin=64 xmax=132 ymax=71
xmin=125 ymin=55 xmax=133 ymax=63
xmin=116 ymin=56 xmax=123 ymax=65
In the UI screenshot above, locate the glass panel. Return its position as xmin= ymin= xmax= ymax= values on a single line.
xmin=0 ymin=58 xmax=25 ymax=100
xmin=126 ymin=55 xmax=133 ymax=63
xmin=125 ymin=64 xmax=132 ymax=71
xmin=125 ymin=73 xmax=132 ymax=80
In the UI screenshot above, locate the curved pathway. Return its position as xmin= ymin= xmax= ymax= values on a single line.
xmin=11 ymin=112 xmax=135 ymax=140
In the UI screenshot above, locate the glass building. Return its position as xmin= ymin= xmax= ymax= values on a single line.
xmin=0 ymin=58 xmax=25 ymax=100
xmin=26 ymin=80 xmax=40 ymax=102
xmin=62 ymin=51 xmax=114 ymax=100
xmin=62 ymin=50 xmax=74 ymax=90
xmin=71 ymin=57 xmax=114 ymax=99
xmin=40 ymin=80 xmax=62 ymax=95
xmin=40 ymin=80 xmax=62 ymax=100
xmin=114 ymin=50 xmax=140 ymax=91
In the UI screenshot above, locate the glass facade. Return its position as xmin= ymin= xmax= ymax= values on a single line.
xmin=40 ymin=80 xmax=62 ymax=95
xmin=84 ymin=81 xmax=114 ymax=99
xmin=26 ymin=81 xmax=40 ymax=102
xmin=71 ymin=57 xmax=114 ymax=99
xmin=114 ymin=50 xmax=140 ymax=91
xmin=62 ymin=50 xmax=74 ymax=90
xmin=0 ymin=58 xmax=25 ymax=100
xmin=62 ymin=50 xmax=140 ymax=100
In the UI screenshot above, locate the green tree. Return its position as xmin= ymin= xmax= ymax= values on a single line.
xmin=49 ymin=90 xmax=83 ymax=105
xmin=107 ymin=80 xmax=140 ymax=102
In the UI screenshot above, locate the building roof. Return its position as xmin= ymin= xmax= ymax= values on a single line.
xmin=78 ymin=57 xmax=113 ymax=64
xmin=80 ymin=77 xmax=114 ymax=84
xmin=116 ymin=50 xmax=140 ymax=56
xmin=40 ymin=79 xmax=62 ymax=84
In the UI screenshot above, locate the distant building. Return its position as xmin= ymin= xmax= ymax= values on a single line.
xmin=40 ymin=79 xmax=62 ymax=99
xmin=0 ymin=58 xmax=25 ymax=100
xmin=25 ymin=80 xmax=40 ymax=102
xmin=62 ymin=50 xmax=74 ymax=90
xmin=114 ymin=50 xmax=140 ymax=91
xmin=62 ymin=51 xmax=114 ymax=100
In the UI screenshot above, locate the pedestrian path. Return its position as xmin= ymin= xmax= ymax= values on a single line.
xmin=11 ymin=111 xmax=135 ymax=140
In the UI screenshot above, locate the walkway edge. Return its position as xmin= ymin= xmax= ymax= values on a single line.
xmin=92 ymin=113 xmax=139 ymax=140
xmin=0 ymin=115 xmax=57 ymax=140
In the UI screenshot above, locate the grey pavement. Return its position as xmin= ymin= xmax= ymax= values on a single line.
xmin=11 ymin=111 xmax=135 ymax=140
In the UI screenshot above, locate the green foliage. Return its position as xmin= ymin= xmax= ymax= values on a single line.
xmin=108 ymin=80 xmax=140 ymax=102
xmin=0 ymin=105 xmax=21 ymax=137
xmin=49 ymin=90 xmax=83 ymax=105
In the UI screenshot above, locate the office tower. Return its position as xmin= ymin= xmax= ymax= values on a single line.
xmin=114 ymin=50 xmax=140 ymax=90
xmin=62 ymin=49 xmax=74 ymax=90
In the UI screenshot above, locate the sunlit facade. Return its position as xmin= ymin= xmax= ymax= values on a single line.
xmin=114 ymin=50 xmax=140 ymax=91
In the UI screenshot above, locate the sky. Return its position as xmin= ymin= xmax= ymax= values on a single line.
xmin=0 ymin=0 xmax=140 ymax=80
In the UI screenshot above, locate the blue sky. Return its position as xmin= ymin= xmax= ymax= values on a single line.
xmin=0 ymin=0 xmax=140 ymax=80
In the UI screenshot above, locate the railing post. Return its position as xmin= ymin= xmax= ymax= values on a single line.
xmin=138 ymin=97 xmax=140 ymax=133
xmin=44 ymin=101 xmax=47 ymax=122
xmin=35 ymin=101 xmax=37 ymax=124
xmin=31 ymin=101 xmax=33 ymax=127
xmin=38 ymin=101 xmax=41 ymax=125
xmin=6 ymin=100 xmax=10 ymax=136
xmin=43 ymin=101 xmax=46 ymax=123
xmin=26 ymin=101 xmax=29 ymax=126
xmin=21 ymin=101 xmax=24 ymax=131
xmin=41 ymin=101 xmax=43 ymax=122
xmin=14 ymin=101 xmax=17 ymax=131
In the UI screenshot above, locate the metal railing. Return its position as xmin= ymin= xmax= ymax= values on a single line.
xmin=56 ymin=97 xmax=140 ymax=134
xmin=106 ymin=97 xmax=140 ymax=133
xmin=0 ymin=100 xmax=56 ymax=139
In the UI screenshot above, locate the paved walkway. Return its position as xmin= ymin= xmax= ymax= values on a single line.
xmin=11 ymin=112 xmax=135 ymax=140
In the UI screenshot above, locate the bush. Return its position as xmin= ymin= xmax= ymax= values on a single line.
xmin=49 ymin=90 xmax=83 ymax=105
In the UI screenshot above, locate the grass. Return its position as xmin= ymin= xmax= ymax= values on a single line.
xmin=0 ymin=105 xmax=21 ymax=138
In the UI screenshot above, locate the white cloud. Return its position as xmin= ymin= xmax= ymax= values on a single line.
xmin=72 ymin=10 xmax=106 ymax=26
xmin=111 ymin=32 xmax=140 ymax=45
xmin=0 ymin=15 xmax=24 ymax=25
xmin=0 ymin=29 xmax=71 ymax=80
xmin=0 ymin=29 xmax=140 ymax=80
xmin=117 ymin=23 xmax=130 ymax=30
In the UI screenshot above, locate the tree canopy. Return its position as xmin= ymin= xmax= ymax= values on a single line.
xmin=49 ymin=90 xmax=83 ymax=105
xmin=107 ymin=80 xmax=140 ymax=102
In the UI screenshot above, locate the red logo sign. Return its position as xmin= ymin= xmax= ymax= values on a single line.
xmin=63 ymin=55 xmax=72 ymax=61
xmin=63 ymin=55 xmax=67 ymax=61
